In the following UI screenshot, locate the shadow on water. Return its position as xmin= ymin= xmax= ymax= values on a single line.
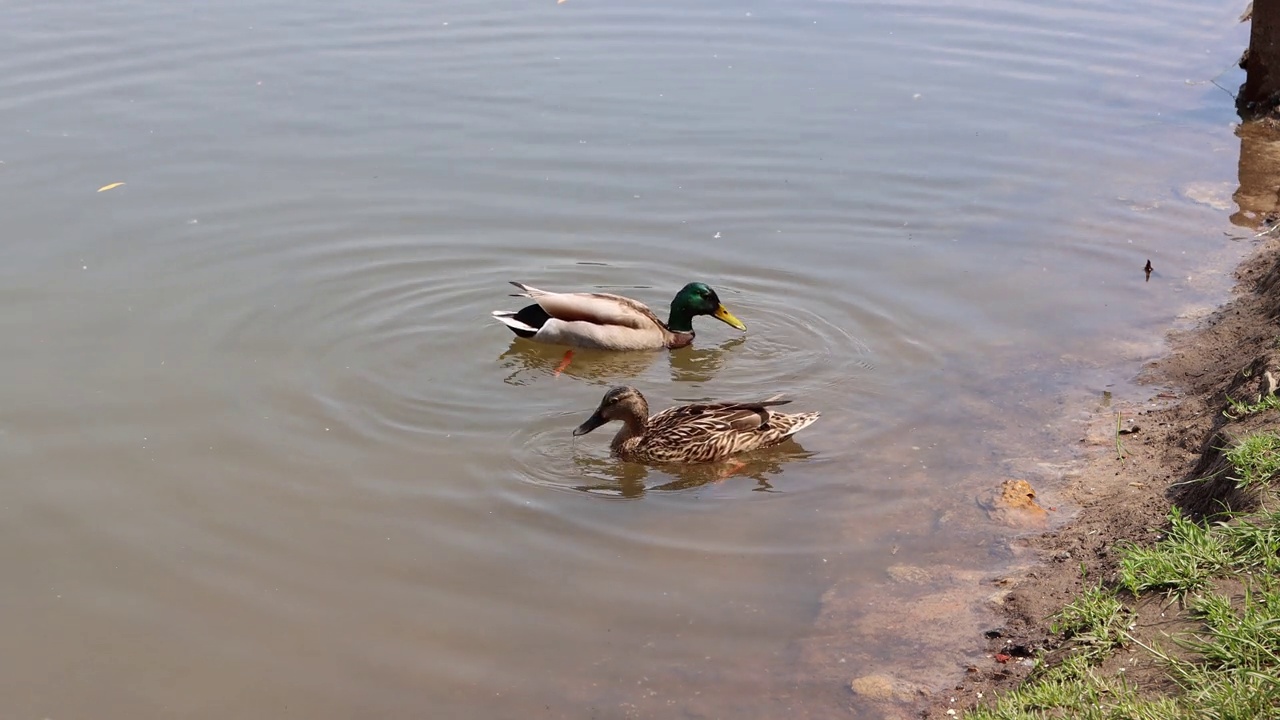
xmin=569 ymin=442 xmax=817 ymax=498
xmin=496 ymin=335 xmax=747 ymax=386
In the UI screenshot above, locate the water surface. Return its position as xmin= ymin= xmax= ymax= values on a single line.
xmin=0 ymin=0 xmax=1251 ymax=716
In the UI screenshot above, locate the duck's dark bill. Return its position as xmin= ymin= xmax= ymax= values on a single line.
xmin=573 ymin=410 xmax=607 ymax=436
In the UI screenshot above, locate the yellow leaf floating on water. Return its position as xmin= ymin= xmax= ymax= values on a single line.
xmin=97 ymin=182 xmax=125 ymax=192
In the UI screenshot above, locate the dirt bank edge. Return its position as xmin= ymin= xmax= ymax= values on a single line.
xmin=916 ymin=226 xmax=1280 ymax=718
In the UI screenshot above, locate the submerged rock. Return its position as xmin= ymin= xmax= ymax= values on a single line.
xmin=849 ymin=674 xmax=925 ymax=703
xmin=885 ymin=564 xmax=933 ymax=585
xmin=978 ymin=479 xmax=1049 ymax=528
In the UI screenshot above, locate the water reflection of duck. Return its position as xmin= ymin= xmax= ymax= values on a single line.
xmin=572 ymin=386 xmax=821 ymax=464
xmin=490 ymin=281 xmax=746 ymax=351
xmin=497 ymin=343 xmax=661 ymax=384
xmin=570 ymin=447 xmax=813 ymax=498
xmin=498 ymin=335 xmax=746 ymax=385
xmin=668 ymin=335 xmax=746 ymax=383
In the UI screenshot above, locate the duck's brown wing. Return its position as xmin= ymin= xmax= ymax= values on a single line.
xmin=509 ymin=282 xmax=666 ymax=331
xmin=650 ymin=396 xmax=793 ymax=434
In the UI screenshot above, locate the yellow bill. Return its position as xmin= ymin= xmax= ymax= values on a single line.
xmin=713 ymin=304 xmax=746 ymax=331
xmin=97 ymin=182 xmax=126 ymax=192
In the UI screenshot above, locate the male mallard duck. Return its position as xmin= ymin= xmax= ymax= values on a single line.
xmin=573 ymin=386 xmax=820 ymax=464
xmin=491 ymin=281 xmax=746 ymax=351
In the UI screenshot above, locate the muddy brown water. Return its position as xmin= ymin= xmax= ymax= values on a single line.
xmin=0 ymin=0 xmax=1256 ymax=717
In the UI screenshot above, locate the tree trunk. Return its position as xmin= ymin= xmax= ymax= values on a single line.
xmin=1240 ymin=0 xmax=1280 ymax=118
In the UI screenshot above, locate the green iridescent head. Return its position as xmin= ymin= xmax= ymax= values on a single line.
xmin=666 ymin=282 xmax=746 ymax=334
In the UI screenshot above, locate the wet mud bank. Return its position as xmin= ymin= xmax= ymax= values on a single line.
xmin=913 ymin=128 xmax=1280 ymax=717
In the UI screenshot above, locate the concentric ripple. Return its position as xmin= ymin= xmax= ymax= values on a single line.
xmin=499 ymin=273 xmax=906 ymax=507
xmin=0 ymin=0 xmax=1248 ymax=716
xmin=170 ymin=201 xmax=909 ymax=513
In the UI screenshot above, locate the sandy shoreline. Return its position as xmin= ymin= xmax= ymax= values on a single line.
xmin=913 ymin=188 xmax=1280 ymax=716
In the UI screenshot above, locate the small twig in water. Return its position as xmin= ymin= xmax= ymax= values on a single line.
xmin=1253 ymin=222 xmax=1280 ymax=239
xmin=1116 ymin=412 xmax=1127 ymax=461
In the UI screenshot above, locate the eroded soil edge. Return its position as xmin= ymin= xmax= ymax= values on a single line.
xmin=913 ymin=229 xmax=1280 ymax=718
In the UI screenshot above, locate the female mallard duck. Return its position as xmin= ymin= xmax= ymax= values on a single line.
xmin=491 ymin=281 xmax=746 ymax=351
xmin=573 ymin=386 xmax=820 ymax=464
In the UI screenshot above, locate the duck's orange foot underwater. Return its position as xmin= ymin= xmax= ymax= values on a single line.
xmin=714 ymin=458 xmax=749 ymax=481
xmin=552 ymin=349 xmax=575 ymax=377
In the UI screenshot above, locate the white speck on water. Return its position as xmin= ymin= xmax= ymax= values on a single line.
xmin=913 ymin=93 xmax=921 ymax=99
xmin=188 ymin=219 xmax=198 ymax=224
xmin=713 ymin=232 xmax=721 ymax=238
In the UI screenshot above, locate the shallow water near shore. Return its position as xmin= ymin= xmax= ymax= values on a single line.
xmin=0 ymin=0 xmax=1255 ymax=716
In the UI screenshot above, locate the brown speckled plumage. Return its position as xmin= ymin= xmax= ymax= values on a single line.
xmin=573 ymin=386 xmax=820 ymax=464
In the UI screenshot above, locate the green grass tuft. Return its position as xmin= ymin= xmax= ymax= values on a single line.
xmin=1117 ymin=508 xmax=1233 ymax=598
xmin=1050 ymin=585 xmax=1129 ymax=662
xmin=968 ymin=509 xmax=1280 ymax=718
xmin=1164 ymin=583 xmax=1280 ymax=719
xmin=1186 ymin=584 xmax=1280 ymax=673
xmin=1223 ymin=431 xmax=1280 ymax=491
xmin=964 ymin=654 xmax=1185 ymax=719
xmin=1223 ymin=394 xmax=1280 ymax=420
xmin=1214 ymin=513 xmax=1280 ymax=575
